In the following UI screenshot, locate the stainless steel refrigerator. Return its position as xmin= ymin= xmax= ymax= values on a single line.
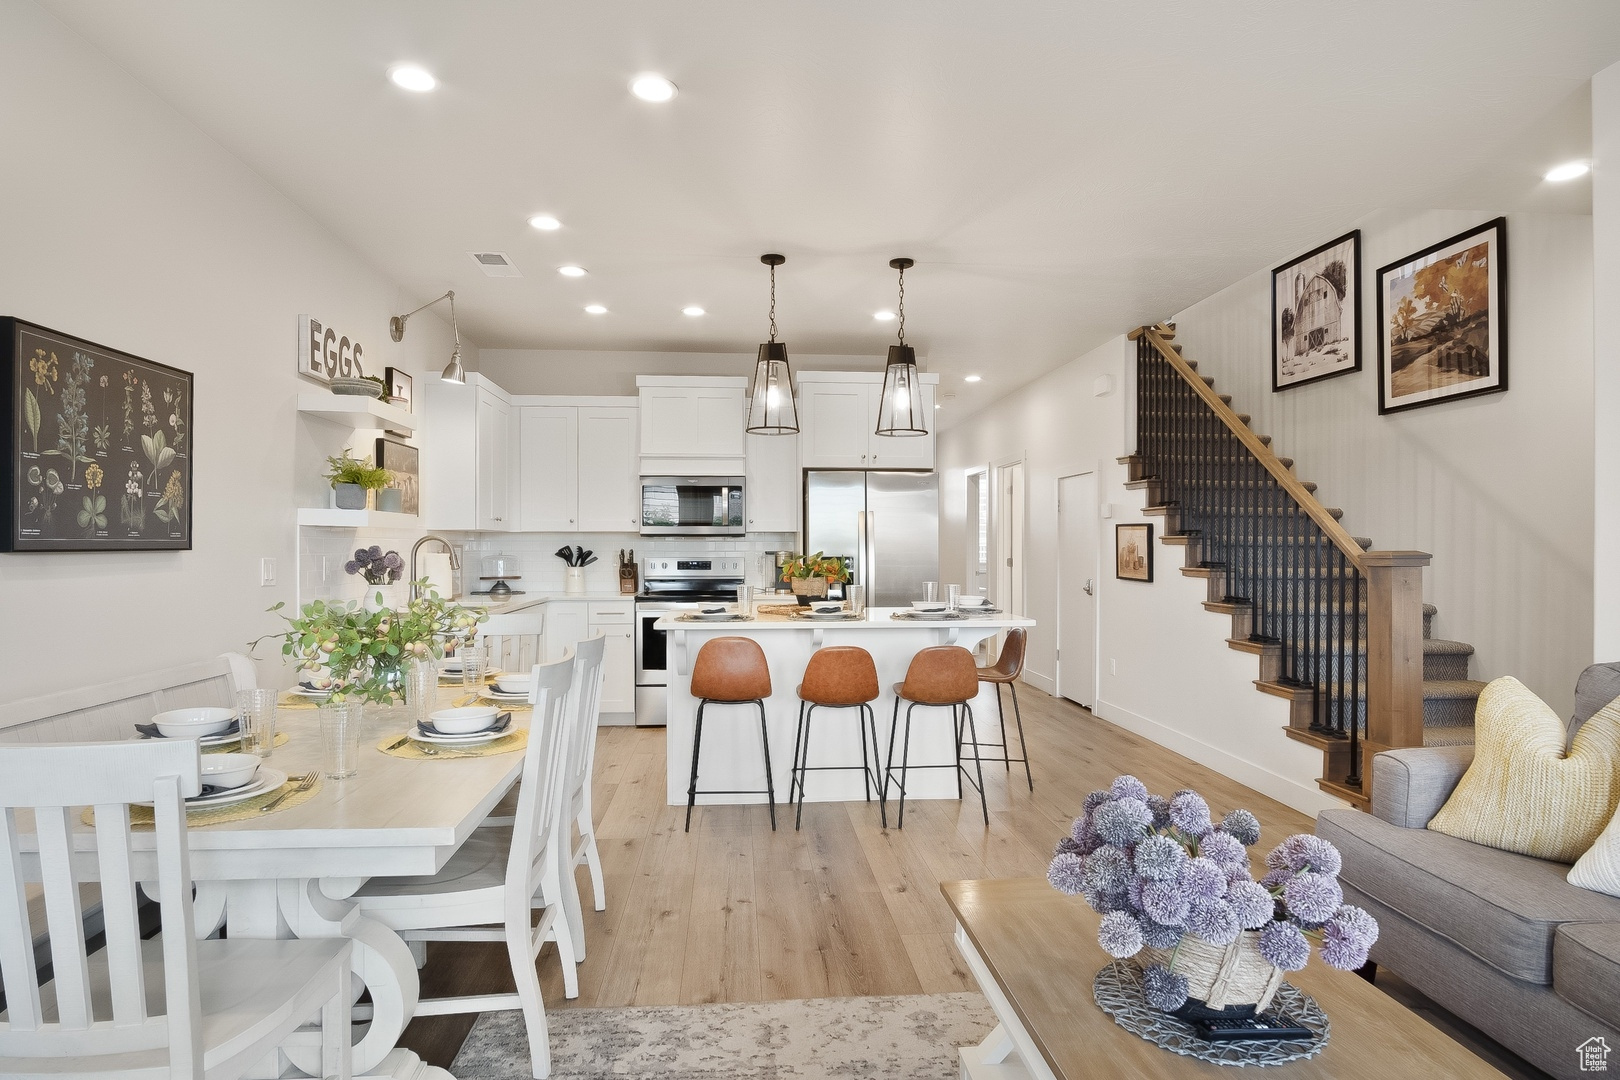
xmin=804 ymin=471 xmax=939 ymax=607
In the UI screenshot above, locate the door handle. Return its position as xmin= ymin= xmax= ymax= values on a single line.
xmin=1083 ymin=578 xmax=1094 ymax=596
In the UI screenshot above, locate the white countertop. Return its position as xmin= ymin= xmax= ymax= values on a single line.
xmin=459 ymin=591 xmax=638 ymax=611
xmin=653 ymin=606 xmax=1033 ymax=630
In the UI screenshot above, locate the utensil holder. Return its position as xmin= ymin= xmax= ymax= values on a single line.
xmin=565 ymin=567 xmax=586 ymax=595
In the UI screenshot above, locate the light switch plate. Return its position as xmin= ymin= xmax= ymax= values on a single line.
xmin=260 ymin=558 xmax=277 ymax=587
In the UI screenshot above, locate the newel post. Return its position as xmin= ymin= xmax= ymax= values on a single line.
xmin=1360 ymin=550 xmax=1432 ymax=791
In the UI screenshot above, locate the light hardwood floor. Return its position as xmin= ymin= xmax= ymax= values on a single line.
xmin=400 ymin=682 xmax=1321 ymax=1066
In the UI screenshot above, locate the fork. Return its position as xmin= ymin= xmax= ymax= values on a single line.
xmin=259 ymin=772 xmax=317 ymax=812
xmin=416 ymin=744 xmax=478 ymax=758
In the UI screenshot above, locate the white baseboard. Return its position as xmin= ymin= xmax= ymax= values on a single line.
xmin=1021 ymin=669 xmax=1055 ymax=695
xmin=597 ymin=712 xmax=635 ymax=727
xmin=1092 ymin=698 xmax=1348 ymax=817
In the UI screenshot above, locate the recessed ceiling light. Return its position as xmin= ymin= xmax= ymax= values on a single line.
xmin=584 ymin=304 xmax=608 ymax=315
xmin=557 ymin=265 xmax=587 ymax=277
xmin=873 ymin=310 xmax=896 ymax=322
xmin=388 ymin=64 xmax=437 ymax=93
xmin=682 ymin=306 xmax=706 ymax=317
xmin=964 ymin=374 xmax=982 ymax=383
xmin=1545 ymin=160 xmax=1590 ymax=182
xmin=528 ymin=214 xmax=561 ymax=231
xmin=630 ymin=74 xmax=678 ymax=102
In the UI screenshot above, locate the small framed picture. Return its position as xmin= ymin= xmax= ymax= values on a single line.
xmin=1376 ymin=217 xmax=1507 ymax=414
xmin=1273 ymin=230 xmax=1361 ymax=392
xmin=1115 ymin=523 xmax=1153 ymax=582
xmin=375 ymin=436 xmax=419 ymax=516
xmin=383 ymin=367 xmax=413 ymax=437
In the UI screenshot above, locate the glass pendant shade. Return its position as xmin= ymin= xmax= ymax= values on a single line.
xmin=746 ymin=341 xmax=798 ymax=435
xmin=875 ymin=344 xmax=926 ymax=436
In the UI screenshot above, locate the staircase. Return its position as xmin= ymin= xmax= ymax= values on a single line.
xmin=1121 ymin=325 xmax=1485 ymax=809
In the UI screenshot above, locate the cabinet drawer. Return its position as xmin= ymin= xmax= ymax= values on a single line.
xmin=587 ymin=602 xmax=634 ymax=624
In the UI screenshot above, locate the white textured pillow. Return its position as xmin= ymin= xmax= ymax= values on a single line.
xmin=1570 ymin=806 xmax=1620 ymax=897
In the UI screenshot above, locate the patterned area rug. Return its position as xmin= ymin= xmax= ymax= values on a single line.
xmin=450 ymin=992 xmax=997 ymax=1079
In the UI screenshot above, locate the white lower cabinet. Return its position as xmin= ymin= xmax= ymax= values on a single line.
xmin=543 ymin=601 xmax=589 ymax=664
xmin=588 ymin=601 xmax=635 ymax=717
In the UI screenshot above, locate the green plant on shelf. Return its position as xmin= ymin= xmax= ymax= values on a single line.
xmin=782 ymin=551 xmax=849 ymax=582
xmin=323 ymin=448 xmax=392 ymax=491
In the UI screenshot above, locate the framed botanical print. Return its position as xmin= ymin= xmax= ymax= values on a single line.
xmin=4 ymin=318 xmax=193 ymax=551
xmin=1115 ymin=523 xmax=1153 ymax=582
xmin=1376 ymin=218 xmax=1507 ymax=414
xmin=1273 ymin=230 xmax=1361 ymax=392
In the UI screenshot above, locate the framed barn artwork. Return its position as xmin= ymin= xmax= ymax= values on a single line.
xmin=1115 ymin=523 xmax=1153 ymax=582
xmin=1272 ymin=230 xmax=1361 ymax=392
xmin=1376 ymin=218 xmax=1507 ymax=414
xmin=3 ymin=318 xmax=193 ymax=551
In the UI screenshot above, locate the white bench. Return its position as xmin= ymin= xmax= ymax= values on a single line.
xmin=0 ymin=652 xmax=257 ymax=974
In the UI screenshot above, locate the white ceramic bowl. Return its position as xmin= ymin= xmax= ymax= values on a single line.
xmin=910 ymin=600 xmax=949 ymax=612
xmin=428 ymin=705 xmax=501 ymax=735
xmin=152 ymin=707 xmax=236 ymax=739
xmin=956 ymin=595 xmax=990 ymax=608
xmin=200 ymin=753 xmax=260 ymax=791
xmin=494 ymin=674 xmax=532 ymax=695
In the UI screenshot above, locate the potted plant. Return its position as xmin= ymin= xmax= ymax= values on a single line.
xmin=782 ymin=551 xmax=849 ymax=605
xmin=324 ymin=449 xmax=391 ymax=511
xmin=1047 ymin=774 xmax=1377 ymax=1023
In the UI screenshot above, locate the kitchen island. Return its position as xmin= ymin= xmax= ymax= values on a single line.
xmin=655 ymin=608 xmax=1036 ymax=808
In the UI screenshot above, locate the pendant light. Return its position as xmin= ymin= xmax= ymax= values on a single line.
xmin=876 ymin=258 xmax=927 ymax=436
xmin=746 ymin=253 xmax=799 ymax=434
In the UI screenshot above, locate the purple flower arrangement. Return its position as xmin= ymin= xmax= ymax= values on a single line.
xmin=1048 ymin=774 xmax=1378 ymax=1013
xmin=345 ymin=546 xmax=404 ymax=586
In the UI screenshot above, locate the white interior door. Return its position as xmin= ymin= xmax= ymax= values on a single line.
xmin=1058 ymin=471 xmax=1099 ymax=708
xmin=965 ymin=468 xmax=989 ymax=598
xmin=996 ymin=462 xmax=1026 ymax=616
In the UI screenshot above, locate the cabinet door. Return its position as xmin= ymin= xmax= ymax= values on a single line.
xmin=518 ymin=406 xmax=578 ymax=531
xmin=598 ymin=626 xmax=635 ymax=714
xmin=870 ymin=381 xmax=935 ymax=468
xmin=691 ymin=387 xmax=746 ymax=457
xmin=800 ymin=382 xmax=873 ymax=468
xmin=476 ymin=389 xmax=513 ymax=530
xmin=576 ymin=407 xmax=640 ymax=532
xmin=638 ymin=386 xmax=694 ymax=457
xmin=745 ymin=430 xmax=800 ymax=533
xmin=544 ymin=602 xmax=590 ymax=663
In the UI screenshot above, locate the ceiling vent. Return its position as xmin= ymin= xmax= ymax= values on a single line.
xmin=469 ymin=251 xmax=522 ymax=278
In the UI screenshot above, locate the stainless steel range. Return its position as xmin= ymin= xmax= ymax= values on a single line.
xmin=633 ymin=556 xmax=745 ymax=727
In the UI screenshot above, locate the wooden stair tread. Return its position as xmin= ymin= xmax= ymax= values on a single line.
xmin=1317 ymin=777 xmax=1370 ymax=810
xmin=1283 ymin=727 xmax=1352 ymax=753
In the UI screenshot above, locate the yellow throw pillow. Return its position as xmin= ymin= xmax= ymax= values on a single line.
xmin=1428 ymin=677 xmax=1620 ymax=863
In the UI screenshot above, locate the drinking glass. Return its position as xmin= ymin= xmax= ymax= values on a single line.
xmin=736 ymin=584 xmax=752 ymax=614
xmin=406 ymin=659 xmax=439 ymax=732
xmin=946 ymin=584 xmax=962 ymax=611
xmin=847 ymin=584 xmax=866 ymax=616
xmin=318 ymin=701 xmax=362 ymax=780
xmin=923 ymin=581 xmax=939 ymax=603
xmin=459 ymin=649 xmax=489 ymax=694
xmin=236 ymin=688 xmax=278 ymax=757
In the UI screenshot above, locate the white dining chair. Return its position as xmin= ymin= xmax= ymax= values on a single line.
xmin=0 ymin=740 xmax=352 ymax=1080
xmin=479 ymin=610 xmax=548 ymax=674
xmin=350 ymin=651 xmax=576 ymax=1080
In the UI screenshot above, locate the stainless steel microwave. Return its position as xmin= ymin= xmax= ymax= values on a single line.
xmin=639 ymin=476 xmax=746 ymax=535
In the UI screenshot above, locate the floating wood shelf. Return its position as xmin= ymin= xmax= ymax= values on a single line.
xmin=295 ymin=508 xmax=419 ymax=529
xmin=296 ymin=393 xmax=416 ymax=434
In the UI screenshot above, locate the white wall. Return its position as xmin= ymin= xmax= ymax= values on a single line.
xmin=1170 ymin=209 xmax=1594 ymax=715
xmin=1594 ymin=63 xmax=1620 ymax=662
xmin=0 ymin=4 xmax=462 ymax=702
xmin=939 ymin=338 xmax=1338 ymax=815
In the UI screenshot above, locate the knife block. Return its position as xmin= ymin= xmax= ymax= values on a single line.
xmin=619 ymin=565 xmax=638 ymax=595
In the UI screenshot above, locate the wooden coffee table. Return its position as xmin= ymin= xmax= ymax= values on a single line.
xmin=943 ymin=879 xmax=1507 ymax=1079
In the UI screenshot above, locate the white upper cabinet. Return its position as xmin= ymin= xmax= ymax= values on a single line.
xmin=745 ymin=430 xmax=800 ymax=532
xmin=797 ymin=372 xmax=936 ymax=469
xmin=517 ymin=406 xmax=577 ymax=531
xmin=515 ymin=401 xmax=639 ymax=534
xmin=475 ymin=389 xmax=513 ymax=530
xmin=424 ymin=373 xmax=516 ymax=532
xmin=576 ymin=407 xmax=640 ymax=531
xmin=637 ymin=377 xmax=747 ymax=465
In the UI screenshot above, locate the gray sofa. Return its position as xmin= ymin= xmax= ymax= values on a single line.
xmin=1317 ymin=662 xmax=1620 ymax=1080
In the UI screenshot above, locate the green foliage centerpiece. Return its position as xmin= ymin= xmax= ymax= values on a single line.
xmin=255 ymin=582 xmax=486 ymax=704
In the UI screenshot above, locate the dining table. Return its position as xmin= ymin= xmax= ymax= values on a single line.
xmin=24 ymin=686 xmax=528 ymax=1080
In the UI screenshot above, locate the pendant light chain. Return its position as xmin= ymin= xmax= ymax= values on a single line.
xmin=896 ymin=263 xmax=906 ymax=345
xmin=769 ymin=260 xmax=777 ymax=343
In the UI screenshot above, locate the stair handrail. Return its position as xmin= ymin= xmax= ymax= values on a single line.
xmin=1128 ymin=323 xmax=1368 ymax=574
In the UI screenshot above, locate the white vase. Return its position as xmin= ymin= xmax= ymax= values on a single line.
xmin=565 ymin=567 xmax=586 ymax=595
xmin=363 ymin=582 xmax=408 ymax=611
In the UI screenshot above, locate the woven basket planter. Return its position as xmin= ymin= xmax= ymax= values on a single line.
xmin=791 ymin=577 xmax=829 ymax=604
xmin=1140 ymin=931 xmax=1284 ymax=1017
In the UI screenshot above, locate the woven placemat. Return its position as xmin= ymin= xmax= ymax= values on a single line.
xmin=82 ymin=771 xmax=323 ymax=830
xmin=377 ymin=728 xmax=528 ymax=760
xmin=277 ymin=692 xmax=324 ymax=710
xmin=1092 ymin=959 xmax=1328 ymax=1066
xmin=471 ymin=695 xmax=532 ymax=712
xmin=202 ymin=731 xmax=289 ymax=754
xmin=758 ymin=603 xmax=805 ymax=616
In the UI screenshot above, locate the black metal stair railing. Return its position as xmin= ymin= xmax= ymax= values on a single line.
xmin=1134 ymin=331 xmax=1369 ymax=783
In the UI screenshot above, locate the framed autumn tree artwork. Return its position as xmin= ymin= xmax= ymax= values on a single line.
xmin=1376 ymin=218 xmax=1507 ymax=414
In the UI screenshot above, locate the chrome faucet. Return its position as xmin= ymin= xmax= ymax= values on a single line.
xmin=410 ymin=534 xmax=461 ymax=600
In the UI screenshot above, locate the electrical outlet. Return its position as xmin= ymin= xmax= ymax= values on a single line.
xmin=260 ymin=558 xmax=277 ymax=587
xmin=1110 ymin=658 xmax=1118 ymax=676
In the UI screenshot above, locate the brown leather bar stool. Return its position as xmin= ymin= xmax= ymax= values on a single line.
xmin=789 ymin=646 xmax=885 ymax=830
xmin=883 ymin=646 xmax=988 ymax=828
xmin=685 ymin=636 xmax=776 ymax=832
xmin=975 ymin=627 xmax=1033 ymax=792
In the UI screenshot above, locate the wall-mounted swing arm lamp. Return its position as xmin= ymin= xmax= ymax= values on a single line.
xmin=389 ymin=290 xmax=465 ymax=384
